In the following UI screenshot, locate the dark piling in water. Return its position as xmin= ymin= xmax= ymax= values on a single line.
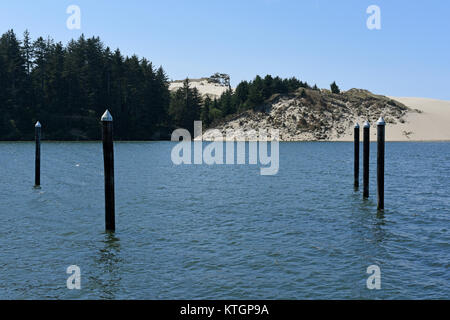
xmin=35 ymin=121 xmax=41 ymax=187
xmin=354 ymin=123 xmax=360 ymax=189
xmin=377 ymin=117 xmax=385 ymax=211
xmin=101 ymin=110 xmax=115 ymax=231
xmin=363 ymin=121 xmax=370 ymax=198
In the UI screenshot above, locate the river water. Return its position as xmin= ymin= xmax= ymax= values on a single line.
xmin=0 ymin=141 xmax=448 ymax=299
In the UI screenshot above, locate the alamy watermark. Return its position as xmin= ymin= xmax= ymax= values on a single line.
xmin=366 ymin=5 xmax=381 ymax=30
xmin=66 ymin=265 xmax=81 ymax=290
xmin=171 ymin=121 xmax=279 ymax=175
xmin=66 ymin=5 xmax=81 ymax=30
xmin=366 ymin=265 xmax=381 ymax=289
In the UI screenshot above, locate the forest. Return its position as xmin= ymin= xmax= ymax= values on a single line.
xmin=0 ymin=30 xmax=324 ymax=140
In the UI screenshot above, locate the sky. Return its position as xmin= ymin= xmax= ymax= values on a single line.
xmin=1 ymin=0 xmax=449 ymax=99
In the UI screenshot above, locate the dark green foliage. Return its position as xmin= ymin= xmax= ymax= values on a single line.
xmin=208 ymin=98 xmax=222 ymax=124
xmin=213 ymin=74 xmax=312 ymax=120
xmin=330 ymin=81 xmax=340 ymax=94
xmin=201 ymin=96 xmax=212 ymax=127
xmin=0 ymin=29 xmax=330 ymax=139
xmin=209 ymin=72 xmax=230 ymax=89
xmin=0 ymin=30 xmax=170 ymax=140
xmin=168 ymin=78 xmax=202 ymax=135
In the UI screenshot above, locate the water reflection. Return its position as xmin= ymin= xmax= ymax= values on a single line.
xmin=376 ymin=210 xmax=385 ymax=223
xmin=90 ymin=232 xmax=122 ymax=299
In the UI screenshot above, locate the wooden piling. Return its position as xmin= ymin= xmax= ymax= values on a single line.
xmin=363 ymin=121 xmax=370 ymax=198
xmin=354 ymin=123 xmax=360 ymax=189
xmin=101 ymin=110 xmax=115 ymax=231
xmin=377 ymin=117 xmax=385 ymax=210
xmin=35 ymin=121 xmax=41 ymax=187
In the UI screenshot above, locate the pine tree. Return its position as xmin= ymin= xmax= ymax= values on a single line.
xmin=219 ymin=89 xmax=234 ymax=116
xmin=208 ymin=98 xmax=222 ymax=124
xmin=201 ymin=96 xmax=212 ymax=127
xmin=0 ymin=30 xmax=171 ymax=140
xmin=168 ymin=78 xmax=201 ymax=135
xmin=247 ymin=75 xmax=264 ymax=109
xmin=262 ymin=74 xmax=274 ymax=99
xmin=330 ymin=81 xmax=340 ymax=94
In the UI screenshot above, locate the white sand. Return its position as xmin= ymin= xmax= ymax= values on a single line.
xmin=169 ymin=79 xmax=229 ymax=99
xmin=336 ymin=97 xmax=450 ymax=141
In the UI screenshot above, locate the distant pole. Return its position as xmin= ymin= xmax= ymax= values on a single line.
xmin=35 ymin=121 xmax=41 ymax=187
xmin=354 ymin=123 xmax=360 ymax=189
xmin=101 ymin=110 xmax=115 ymax=231
xmin=377 ymin=117 xmax=385 ymax=211
xmin=363 ymin=121 xmax=370 ymax=198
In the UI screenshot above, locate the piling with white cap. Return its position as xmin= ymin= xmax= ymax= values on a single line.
xmin=354 ymin=123 xmax=360 ymax=189
xmin=377 ymin=116 xmax=386 ymax=210
xmin=35 ymin=121 xmax=41 ymax=187
xmin=363 ymin=121 xmax=370 ymax=198
xmin=101 ymin=109 xmax=115 ymax=231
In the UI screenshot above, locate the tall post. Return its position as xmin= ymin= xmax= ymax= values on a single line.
xmin=101 ymin=110 xmax=115 ymax=231
xmin=377 ymin=117 xmax=385 ymax=211
xmin=363 ymin=121 xmax=370 ymax=198
xmin=35 ymin=121 xmax=41 ymax=187
xmin=354 ymin=123 xmax=360 ymax=189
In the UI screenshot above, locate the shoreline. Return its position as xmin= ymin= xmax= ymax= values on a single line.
xmin=1 ymin=139 xmax=450 ymax=143
xmin=334 ymin=97 xmax=450 ymax=142
xmin=2 ymin=97 xmax=449 ymax=143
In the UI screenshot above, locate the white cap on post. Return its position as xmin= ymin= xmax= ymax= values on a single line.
xmin=354 ymin=122 xmax=360 ymax=129
xmin=363 ymin=121 xmax=370 ymax=128
xmin=377 ymin=116 xmax=386 ymax=126
xmin=101 ymin=109 xmax=113 ymax=122
xmin=35 ymin=121 xmax=41 ymax=128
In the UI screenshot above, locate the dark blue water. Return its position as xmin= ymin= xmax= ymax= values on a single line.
xmin=0 ymin=142 xmax=448 ymax=299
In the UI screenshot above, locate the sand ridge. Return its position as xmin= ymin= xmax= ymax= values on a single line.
xmin=335 ymin=97 xmax=450 ymax=141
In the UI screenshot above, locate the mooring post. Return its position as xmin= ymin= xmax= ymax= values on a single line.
xmin=363 ymin=121 xmax=370 ymax=198
xmin=35 ymin=121 xmax=41 ymax=187
xmin=101 ymin=110 xmax=115 ymax=231
xmin=354 ymin=123 xmax=360 ymax=189
xmin=377 ymin=117 xmax=385 ymax=210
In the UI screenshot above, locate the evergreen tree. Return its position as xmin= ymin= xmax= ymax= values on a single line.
xmin=0 ymin=30 xmax=171 ymax=140
xmin=219 ymin=89 xmax=234 ymax=116
xmin=201 ymin=96 xmax=212 ymax=127
xmin=247 ymin=75 xmax=264 ymax=109
xmin=330 ymin=81 xmax=340 ymax=94
xmin=208 ymin=98 xmax=222 ymax=124
xmin=168 ymin=78 xmax=201 ymax=135
xmin=262 ymin=74 xmax=274 ymax=99
xmin=0 ymin=29 xmax=338 ymax=140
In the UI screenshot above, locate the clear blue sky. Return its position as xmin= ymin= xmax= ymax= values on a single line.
xmin=1 ymin=0 xmax=449 ymax=99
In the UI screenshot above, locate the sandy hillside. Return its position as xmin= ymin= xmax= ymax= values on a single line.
xmin=336 ymin=97 xmax=450 ymax=141
xmin=202 ymin=88 xmax=412 ymax=141
xmin=171 ymin=78 xmax=450 ymax=142
xmin=169 ymin=78 xmax=229 ymax=99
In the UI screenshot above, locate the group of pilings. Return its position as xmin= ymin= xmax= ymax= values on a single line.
xmin=33 ymin=111 xmax=386 ymax=234
xmin=34 ymin=110 xmax=116 ymax=231
xmin=354 ymin=117 xmax=385 ymax=211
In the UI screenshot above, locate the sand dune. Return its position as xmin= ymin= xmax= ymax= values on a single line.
xmin=337 ymin=97 xmax=450 ymax=141
xmin=169 ymin=78 xmax=229 ymax=99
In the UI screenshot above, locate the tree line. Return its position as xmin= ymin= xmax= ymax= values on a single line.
xmin=0 ymin=30 xmax=170 ymax=140
xmin=200 ymin=75 xmax=322 ymax=127
xmin=0 ymin=30 xmax=339 ymax=140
